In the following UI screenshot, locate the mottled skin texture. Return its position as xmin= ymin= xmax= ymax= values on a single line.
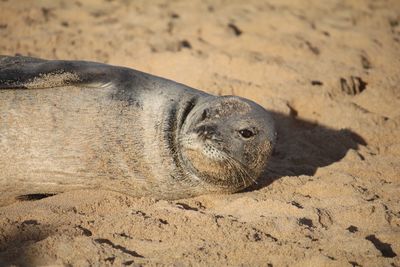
xmin=0 ymin=56 xmax=276 ymax=205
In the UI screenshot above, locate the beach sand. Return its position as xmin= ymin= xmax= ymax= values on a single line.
xmin=0 ymin=0 xmax=399 ymax=265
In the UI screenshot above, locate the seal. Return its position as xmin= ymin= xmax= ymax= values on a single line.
xmin=0 ymin=55 xmax=276 ymax=204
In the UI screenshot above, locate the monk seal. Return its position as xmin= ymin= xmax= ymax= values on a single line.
xmin=0 ymin=55 xmax=276 ymax=204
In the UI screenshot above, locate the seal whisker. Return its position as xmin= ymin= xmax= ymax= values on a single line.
xmin=224 ymin=153 xmax=257 ymax=187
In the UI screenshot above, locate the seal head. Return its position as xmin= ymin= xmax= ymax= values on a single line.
xmin=179 ymin=96 xmax=276 ymax=192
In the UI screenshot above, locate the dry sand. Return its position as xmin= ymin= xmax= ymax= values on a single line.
xmin=0 ymin=0 xmax=399 ymax=266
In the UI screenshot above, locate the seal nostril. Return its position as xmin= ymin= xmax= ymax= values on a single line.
xmin=196 ymin=125 xmax=217 ymax=139
xmin=201 ymin=108 xmax=209 ymax=121
xmin=196 ymin=125 xmax=205 ymax=134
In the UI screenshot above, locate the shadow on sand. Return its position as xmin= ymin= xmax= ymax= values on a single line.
xmin=246 ymin=111 xmax=367 ymax=191
xmin=0 ymin=220 xmax=55 ymax=266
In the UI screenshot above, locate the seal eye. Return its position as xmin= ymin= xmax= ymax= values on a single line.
xmin=239 ymin=129 xmax=255 ymax=139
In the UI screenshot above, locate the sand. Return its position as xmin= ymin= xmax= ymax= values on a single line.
xmin=0 ymin=0 xmax=399 ymax=266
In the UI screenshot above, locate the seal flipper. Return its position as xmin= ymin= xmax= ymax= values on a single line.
xmin=0 ymin=55 xmax=134 ymax=90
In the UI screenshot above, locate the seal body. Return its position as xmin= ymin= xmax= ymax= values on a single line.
xmin=0 ymin=56 xmax=276 ymax=205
